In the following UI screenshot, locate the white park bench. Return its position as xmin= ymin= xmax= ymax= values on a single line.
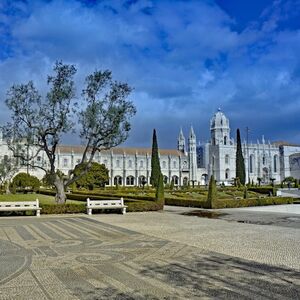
xmin=87 ymin=198 xmax=127 ymax=215
xmin=0 ymin=199 xmax=41 ymax=217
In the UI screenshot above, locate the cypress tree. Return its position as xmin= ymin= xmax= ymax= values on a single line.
xmin=155 ymin=173 xmax=165 ymax=209
xmin=206 ymin=175 xmax=217 ymax=208
xmin=236 ymin=129 xmax=246 ymax=185
xmin=150 ymin=129 xmax=161 ymax=188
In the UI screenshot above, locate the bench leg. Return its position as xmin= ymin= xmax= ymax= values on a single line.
xmin=87 ymin=208 xmax=92 ymax=215
xmin=36 ymin=209 xmax=40 ymax=217
xmin=122 ymin=208 xmax=126 ymax=215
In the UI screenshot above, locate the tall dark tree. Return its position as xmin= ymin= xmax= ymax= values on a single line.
xmin=236 ymin=128 xmax=246 ymax=185
xmin=155 ymin=173 xmax=165 ymax=209
xmin=3 ymin=61 xmax=136 ymax=203
xmin=150 ymin=129 xmax=161 ymax=188
xmin=206 ymin=175 xmax=217 ymax=209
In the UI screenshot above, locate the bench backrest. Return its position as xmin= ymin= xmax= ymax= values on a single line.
xmin=87 ymin=198 xmax=124 ymax=207
xmin=0 ymin=199 xmax=40 ymax=208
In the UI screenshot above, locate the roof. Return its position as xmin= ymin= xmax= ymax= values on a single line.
xmin=272 ymin=141 xmax=300 ymax=147
xmin=57 ymin=145 xmax=185 ymax=157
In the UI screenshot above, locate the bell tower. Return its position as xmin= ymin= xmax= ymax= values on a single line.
xmin=210 ymin=108 xmax=230 ymax=146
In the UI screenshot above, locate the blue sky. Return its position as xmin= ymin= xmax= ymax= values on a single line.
xmin=0 ymin=0 xmax=300 ymax=148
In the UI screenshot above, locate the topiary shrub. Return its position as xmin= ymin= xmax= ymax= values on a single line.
xmin=205 ymin=175 xmax=217 ymax=209
xmin=155 ymin=173 xmax=165 ymax=209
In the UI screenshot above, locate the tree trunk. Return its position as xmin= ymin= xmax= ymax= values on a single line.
xmin=54 ymin=177 xmax=67 ymax=204
xmin=5 ymin=181 xmax=11 ymax=194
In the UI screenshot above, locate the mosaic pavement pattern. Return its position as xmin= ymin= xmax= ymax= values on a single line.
xmin=0 ymin=216 xmax=299 ymax=299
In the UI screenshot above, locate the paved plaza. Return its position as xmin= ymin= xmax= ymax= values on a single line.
xmin=0 ymin=206 xmax=299 ymax=299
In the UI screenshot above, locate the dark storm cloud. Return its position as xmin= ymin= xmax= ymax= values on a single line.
xmin=0 ymin=0 xmax=299 ymax=148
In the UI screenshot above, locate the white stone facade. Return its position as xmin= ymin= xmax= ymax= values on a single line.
xmin=0 ymin=109 xmax=300 ymax=186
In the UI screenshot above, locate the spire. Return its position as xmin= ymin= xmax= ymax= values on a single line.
xmin=178 ymin=127 xmax=186 ymax=153
xmin=179 ymin=127 xmax=184 ymax=139
xmin=189 ymin=126 xmax=196 ymax=139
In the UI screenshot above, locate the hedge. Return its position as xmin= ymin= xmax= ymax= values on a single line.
xmin=38 ymin=189 xmax=162 ymax=213
xmin=165 ymin=198 xmax=206 ymax=208
xmin=248 ymin=187 xmax=275 ymax=194
xmin=207 ymin=197 xmax=294 ymax=209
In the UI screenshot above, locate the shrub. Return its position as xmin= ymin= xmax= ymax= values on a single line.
xmin=155 ymin=173 xmax=164 ymax=209
xmin=205 ymin=175 xmax=217 ymax=208
xmin=210 ymin=197 xmax=294 ymax=209
xmin=12 ymin=173 xmax=40 ymax=191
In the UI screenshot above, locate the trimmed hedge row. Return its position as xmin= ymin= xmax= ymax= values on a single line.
xmin=208 ymin=197 xmax=294 ymax=209
xmin=38 ymin=189 xmax=162 ymax=213
xmin=248 ymin=187 xmax=275 ymax=194
xmin=165 ymin=198 xmax=205 ymax=208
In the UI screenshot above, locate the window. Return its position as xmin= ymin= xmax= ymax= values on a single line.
xmin=128 ymin=160 xmax=132 ymax=168
xmin=262 ymin=156 xmax=266 ymax=165
xmin=224 ymin=136 xmax=227 ymax=145
xmin=140 ymin=160 xmax=144 ymax=168
xmin=104 ymin=159 xmax=108 ymax=167
xmin=63 ymin=158 xmax=68 ymax=167
xmin=126 ymin=176 xmax=134 ymax=186
xmin=162 ymin=161 xmax=167 ymax=169
xmin=172 ymin=175 xmax=179 ymax=185
xmin=250 ymin=155 xmax=254 ymax=173
xmin=114 ymin=176 xmax=122 ymax=186
xmin=37 ymin=156 xmax=41 ymax=162
xmin=173 ymin=161 xmax=177 ymax=169
xmin=225 ymin=169 xmax=230 ymax=179
xmin=225 ymin=155 xmax=229 ymax=164
xmin=116 ymin=160 xmax=120 ymax=168
xmin=274 ymin=155 xmax=278 ymax=173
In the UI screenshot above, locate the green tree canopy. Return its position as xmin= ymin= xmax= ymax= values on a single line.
xmin=73 ymin=162 xmax=109 ymax=189
xmin=12 ymin=172 xmax=40 ymax=190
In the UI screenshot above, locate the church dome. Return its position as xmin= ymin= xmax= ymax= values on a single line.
xmin=210 ymin=109 xmax=229 ymax=129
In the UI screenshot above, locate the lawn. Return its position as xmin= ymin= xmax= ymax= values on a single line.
xmin=0 ymin=193 xmax=84 ymax=205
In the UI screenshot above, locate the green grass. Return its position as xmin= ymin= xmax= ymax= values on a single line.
xmin=0 ymin=193 xmax=83 ymax=205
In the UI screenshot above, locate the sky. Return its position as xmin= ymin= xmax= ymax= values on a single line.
xmin=0 ymin=0 xmax=300 ymax=149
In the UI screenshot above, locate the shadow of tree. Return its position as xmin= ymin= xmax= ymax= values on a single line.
xmin=139 ymin=252 xmax=300 ymax=299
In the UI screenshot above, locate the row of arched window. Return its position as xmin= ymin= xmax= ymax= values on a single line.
xmin=103 ymin=159 xmax=180 ymax=169
xmin=113 ymin=175 xmax=182 ymax=186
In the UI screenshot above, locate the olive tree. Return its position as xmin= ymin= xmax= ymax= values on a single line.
xmin=3 ymin=61 xmax=136 ymax=203
xmin=0 ymin=156 xmax=18 ymax=194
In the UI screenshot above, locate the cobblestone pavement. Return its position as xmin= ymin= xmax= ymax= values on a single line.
xmin=0 ymin=211 xmax=299 ymax=299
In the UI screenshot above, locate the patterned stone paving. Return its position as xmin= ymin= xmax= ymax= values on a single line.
xmin=0 ymin=216 xmax=299 ymax=299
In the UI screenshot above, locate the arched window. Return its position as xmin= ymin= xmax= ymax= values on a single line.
xmin=225 ymin=168 xmax=230 ymax=179
xmin=140 ymin=160 xmax=144 ymax=168
xmin=172 ymin=175 xmax=179 ymax=185
xmin=224 ymin=136 xmax=227 ymax=145
xmin=250 ymin=155 xmax=254 ymax=173
xmin=225 ymin=154 xmax=229 ymax=164
xmin=274 ymin=155 xmax=278 ymax=173
xmin=262 ymin=156 xmax=266 ymax=165
xmin=138 ymin=175 xmax=146 ymax=186
xmin=126 ymin=176 xmax=134 ymax=186
xmin=114 ymin=176 xmax=122 ymax=186
xmin=128 ymin=160 xmax=132 ymax=168
xmin=163 ymin=175 xmax=168 ymax=184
